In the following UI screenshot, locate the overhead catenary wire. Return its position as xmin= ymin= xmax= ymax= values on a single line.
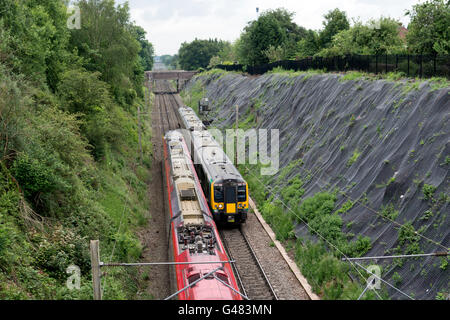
xmin=164 ymin=266 xmax=223 ymax=300
xmin=354 ymin=261 xmax=415 ymax=300
xmin=342 ymin=251 xmax=449 ymax=261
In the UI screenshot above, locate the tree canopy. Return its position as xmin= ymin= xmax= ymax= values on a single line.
xmin=319 ymin=9 xmax=350 ymax=48
xmin=406 ymin=0 xmax=450 ymax=55
xmin=133 ymin=25 xmax=155 ymax=71
xmin=195 ymin=3 xmax=448 ymax=68
xmin=317 ymin=17 xmax=405 ymax=56
xmin=0 ymin=0 xmax=155 ymax=299
xmin=178 ymin=38 xmax=228 ymax=70
xmin=236 ymin=8 xmax=307 ymax=65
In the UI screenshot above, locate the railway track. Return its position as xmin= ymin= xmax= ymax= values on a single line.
xmin=153 ymin=79 xmax=308 ymax=300
xmin=220 ymin=227 xmax=278 ymax=300
xmin=154 ymin=81 xmax=181 ymax=132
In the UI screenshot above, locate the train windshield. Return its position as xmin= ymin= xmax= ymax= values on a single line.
xmin=225 ymin=186 xmax=236 ymax=203
xmin=237 ymin=185 xmax=246 ymax=202
xmin=214 ymin=185 xmax=224 ymax=202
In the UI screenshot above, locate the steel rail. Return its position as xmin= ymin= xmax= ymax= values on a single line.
xmin=240 ymin=227 xmax=278 ymax=300
xmin=219 ymin=229 xmax=248 ymax=299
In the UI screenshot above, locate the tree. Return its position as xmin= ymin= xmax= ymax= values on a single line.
xmin=236 ymin=8 xmax=306 ymax=65
xmin=296 ymin=30 xmax=321 ymax=58
xmin=69 ymin=0 xmax=143 ymax=105
xmin=177 ymin=39 xmax=227 ymax=70
xmin=264 ymin=45 xmax=286 ymax=63
xmin=0 ymin=0 xmax=75 ymax=91
xmin=406 ymin=0 xmax=450 ymax=55
xmin=132 ymin=26 xmax=155 ymax=71
xmin=319 ymin=8 xmax=350 ymax=49
xmin=208 ymin=56 xmax=222 ymax=68
xmin=317 ymin=17 xmax=405 ymax=56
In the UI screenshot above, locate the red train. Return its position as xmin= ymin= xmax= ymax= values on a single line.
xmin=163 ymin=130 xmax=243 ymax=300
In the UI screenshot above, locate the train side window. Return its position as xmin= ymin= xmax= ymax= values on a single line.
xmin=237 ymin=185 xmax=246 ymax=202
xmin=216 ymin=272 xmax=229 ymax=284
xmin=188 ymin=273 xmax=200 ymax=286
xmin=214 ymin=186 xmax=224 ymax=202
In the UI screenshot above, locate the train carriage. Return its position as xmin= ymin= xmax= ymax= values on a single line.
xmin=177 ymin=106 xmax=249 ymax=224
xmin=163 ymin=130 xmax=242 ymax=300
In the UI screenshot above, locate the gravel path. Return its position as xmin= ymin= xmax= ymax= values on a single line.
xmin=136 ymin=81 xmax=178 ymax=299
xmin=241 ymin=211 xmax=311 ymax=300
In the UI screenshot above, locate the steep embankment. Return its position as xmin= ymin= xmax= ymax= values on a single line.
xmin=182 ymin=70 xmax=449 ymax=300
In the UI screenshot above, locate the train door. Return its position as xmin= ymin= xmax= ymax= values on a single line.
xmin=224 ymin=183 xmax=237 ymax=222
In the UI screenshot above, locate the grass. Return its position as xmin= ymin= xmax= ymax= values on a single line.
xmin=267 ymin=66 xmax=326 ymax=78
xmin=340 ymin=71 xmax=367 ymax=81
xmin=179 ymin=80 xmax=204 ymax=114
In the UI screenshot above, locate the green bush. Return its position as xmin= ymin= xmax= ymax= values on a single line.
xmin=11 ymin=153 xmax=60 ymax=199
xmin=347 ymin=149 xmax=361 ymax=166
xmin=309 ymin=213 xmax=343 ymax=242
xmin=397 ymin=222 xmax=422 ymax=255
xmin=281 ymin=176 xmax=305 ymax=203
xmin=33 ymin=226 xmax=90 ymax=280
xmin=112 ymin=232 xmax=142 ymax=262
xmin=297 ymin=192 xmax=337 ymax=222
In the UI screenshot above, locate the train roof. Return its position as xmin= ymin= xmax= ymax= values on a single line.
xmin=178 ymin=106 xmax=205 ymax=131
xmin=177 ymin=106 xmax=245 ymax=184
xmin=165 ymin=130 xmax=206 ymax=226
xmin=191 ymin=129 xmax=244 ymax=183
xmin=177 ymin=107 xmax=245 ymax=184
xmin=164 ymin=130 xmax=243 ymax=300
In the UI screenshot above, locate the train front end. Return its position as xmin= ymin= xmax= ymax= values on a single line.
xmin=210 ymin=178 xmax=248 ymax=224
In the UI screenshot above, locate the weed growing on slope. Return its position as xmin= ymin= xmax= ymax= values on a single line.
xmin=347 ymin=149 xmax=361 ymax=167
xmin=422 ymin=184 xmax=436 ymax=201
xmin=396 ymin=222 xmax=423 ymax=255
xmin=380 ymin=203 xmax=399 ymax=221
xmin=281 ymin=176 xmax=305 ymax=204
xmin=336 ymin=199 xmax=354 ymax=214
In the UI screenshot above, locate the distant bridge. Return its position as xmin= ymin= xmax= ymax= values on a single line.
xmin=146 ymin=70 xmax=197 ymax=81
xmin=145 ymin=70 xmax=197 ymax=93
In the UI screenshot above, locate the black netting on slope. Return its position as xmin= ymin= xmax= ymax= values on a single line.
xmin=184 ymin=73 xmax=449 ymax=300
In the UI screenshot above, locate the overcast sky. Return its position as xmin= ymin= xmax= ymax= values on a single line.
xmin=116 ymin=0 xmax=422 ymax=56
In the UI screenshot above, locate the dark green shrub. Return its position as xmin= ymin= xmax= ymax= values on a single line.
xmin=11 ymin=153 xmax=58 ymax=199
xmin=380 ymin=203 xmax=399 ymax=220
xmin=281 ymin=176 xmax=305 ymax=203
xmin=422 ymin=184 xmax=436 ymax=201
xmin=112 ymin=232 xmax=142 ymax=262
xmin=297 ymin=192 xmax=337 ymax=222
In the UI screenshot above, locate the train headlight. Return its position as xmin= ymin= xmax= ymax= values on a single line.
xmin=238 ymin=203 xmax=244 ymax=209
xmin=218 ymin=203 xmax=224 ymax=209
